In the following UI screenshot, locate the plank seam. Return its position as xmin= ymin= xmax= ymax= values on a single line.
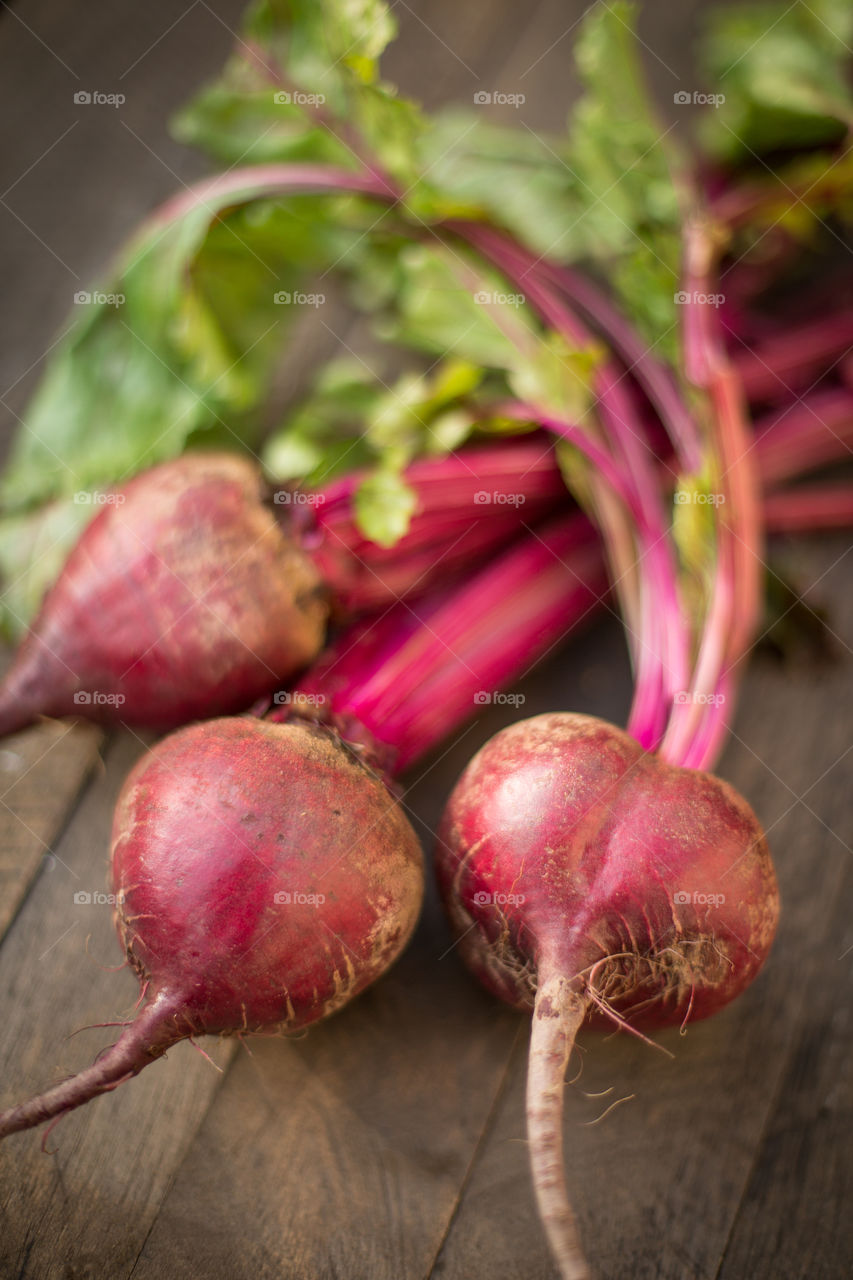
xmin=425 ymin=1018 xmax=526 ymax=1279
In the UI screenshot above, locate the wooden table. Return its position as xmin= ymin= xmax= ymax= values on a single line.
xmin=1 ymin=3 xmax=851 ymax=1277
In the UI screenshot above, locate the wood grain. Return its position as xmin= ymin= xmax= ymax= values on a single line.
xmin=0 ymin=715 xmax=102 ymax=942
xmin=0 ymin=0 xmax=248 ymax=441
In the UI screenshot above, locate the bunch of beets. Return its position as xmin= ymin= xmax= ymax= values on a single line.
xmin=1 ymin=100 xmax=851 ymax=1280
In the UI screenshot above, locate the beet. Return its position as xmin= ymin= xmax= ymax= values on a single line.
xmin=0 ymin=716 xmax=422 ymax=1137
xmin=0 ymin=454 xmax=328 ymax=736
xmin=436 ymin=712 xmax=779 ymax=1279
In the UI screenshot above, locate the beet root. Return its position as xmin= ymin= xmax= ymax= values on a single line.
xmin=0 ymin=716 xmax=423 ymax=1138
xmin=0 ymin=453 xmax=328 ymax=736
xmin=436 ymin=712 xmax=779 ymax=1280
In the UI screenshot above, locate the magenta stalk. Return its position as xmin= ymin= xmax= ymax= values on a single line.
xmin=289 ymin=512 xmax=608 ymax=772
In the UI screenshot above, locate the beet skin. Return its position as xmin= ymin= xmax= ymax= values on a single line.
xmin=0 ymin=454 xmax=328 ymax=735
xmin=437 ymin=711 xmax=778 ymax=1027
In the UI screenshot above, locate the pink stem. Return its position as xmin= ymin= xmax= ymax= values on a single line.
xmin=296 ymin=437 xmax=567 ymax=614
xmin=762 ymin=482 xmax=853 ymax=532
xmin=710 ymin=147 xmax=853 ymax=230
xmin=442 ymin=220 xmax=689 ymax=750
xmin=283 ymin=467 xmax=851 ymax=775
xmin=143 ymin=164 xmax=396 ymax=234
xmin=496 ymin=400 xmax=686 ymax=747
xmin=730 ymin=309 xmax=853 ymax=403
xmin=753 ymin=390 xmax=853 ymax=487
xmin=292 ymin=514 xmax=607 ymax=773
xmin=534 ymin=259 xmax=704 ymax=473
xmin=662 ymin=219 xmax=763 ymax=772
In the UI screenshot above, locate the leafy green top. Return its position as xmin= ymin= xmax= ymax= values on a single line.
xmin=1 ymin=0 xmax=847 ymax=635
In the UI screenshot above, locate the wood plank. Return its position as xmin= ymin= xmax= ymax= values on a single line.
xmin=717 ymin=549 xmax=853 ymax=1279
xmin=128 ymin=918 xmax=522 ymax=1280
xmin=0 ymin=716 xmax=103 ymax=942
xmin=431 ymin=536 xmax=853 ymax=1280
xmin=0 ymin=0 xmax=248 ymax=439
xmin=717 ymin=851 xmax=853 ymax=1280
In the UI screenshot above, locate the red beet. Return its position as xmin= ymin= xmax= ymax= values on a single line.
xmin=0 ymin=454 xmax=328 ymax=735
xmin=436 ymin=712 xmax=779 ymax=1280
xmin=0 ymin=716 xmax=422 ymax=1137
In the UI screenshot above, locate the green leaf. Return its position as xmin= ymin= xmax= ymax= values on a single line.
xmin=175 ymin=0 xmax=425 ymax=186
xmin=369 ymin=242 xmax=534 ymax=369
xmin=0 ymin=188 xmax=374 ymax=516
xmin=1 ymin=0 xmax=697 ymax=634
xmin=700 ymin=0 xmax=853 ymax=161
xmin=178 ymin=0 xmax=686 ymax=362
xmin=262 ymin=431 xmax=325 ymax=479
xmin=173 ymin=86 xmax=349 ymax=168
xmin=508 ymin=331 xmax=604 ymax=424
xmin=565 ymin=2 xmax=683 ymax=357
xmin=426 ymin=407 xmax=473 ymax=453
xmin=354 ymin=467 xmax=418 ymax=546
xmin=412 ymin=111 xmax=578 ymax=252
xmin=262 ymin=359 xmax=381 ymax=484
xmin=262 ymin=354 xmax=484 ymax=487
xmin=413 ymin=6 xmax=685 ymax=361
